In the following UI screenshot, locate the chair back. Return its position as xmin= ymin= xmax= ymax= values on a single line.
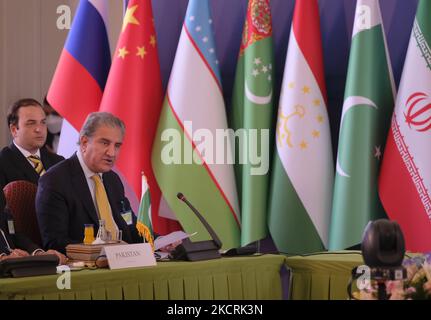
xmin=3 ymin=180 xmax=42 ymax=247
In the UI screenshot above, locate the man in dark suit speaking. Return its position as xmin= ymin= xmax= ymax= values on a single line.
xmin=0 ymin=98 xmax=64 ymax=188
xmin=36 ymin=112 xmax=141 ymax=253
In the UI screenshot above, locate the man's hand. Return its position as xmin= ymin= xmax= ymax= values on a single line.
xmin=35 ymin=249 xmax=68 ymax=265
xmin=9 ymin=249 xmax=30 ymax=257
xmin=0 ymin=249 xmax=30 ymax=261
xmin=158 ymin=240 xmax=182 ymax=253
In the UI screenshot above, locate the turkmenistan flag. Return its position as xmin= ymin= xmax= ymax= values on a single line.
xmin=152 ymin=0 xmax=241 ymax=249
xmin=329 ymin=0 xmax=396 ymax=250
xmin=267 ymin=0 xmax=333 ymax=254
xmin=379 ymin=0 xmax=431 ymax=252
xmin=229 ymin=0 xmax=274 ymax=246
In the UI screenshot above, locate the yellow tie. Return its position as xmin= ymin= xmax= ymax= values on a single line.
xmin=27 ymin=155 xmax=46 ymax=176
xmin=91 ymin=174 xmax=117 ymax=237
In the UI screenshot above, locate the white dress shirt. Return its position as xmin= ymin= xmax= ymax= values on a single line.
xmin=13 ymin=142 xmax=41 ymax=167
xmin=76 ymin=150 xmax=118 ymax=230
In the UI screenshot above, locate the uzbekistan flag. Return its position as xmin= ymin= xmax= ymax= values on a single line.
xmin=152 ymin=0 xmax=241 ymax=249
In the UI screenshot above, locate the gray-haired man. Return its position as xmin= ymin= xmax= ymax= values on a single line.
xmin=36 ymin=112 xmax=141 ymax=253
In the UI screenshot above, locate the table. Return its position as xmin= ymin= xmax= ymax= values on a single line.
xmin=286 ymin=251 xmax=364 ymax=300
xmin=0 ymin=254 xmax=287 ymax=300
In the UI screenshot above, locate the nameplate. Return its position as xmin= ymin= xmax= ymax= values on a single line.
xmin=101 ymin=243 xmax=156 ymax=270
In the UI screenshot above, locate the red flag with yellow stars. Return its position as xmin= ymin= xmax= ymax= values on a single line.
xmin=100 ymin=0 xmax=180 ymax=235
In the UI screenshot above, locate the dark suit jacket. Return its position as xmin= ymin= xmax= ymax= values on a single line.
xmin=0 ymin=143 xmax=64 ymax=188
xmin=36 ymin=154 xmax=141 ymax=253
xmin=0 ymin=190 xmax=39 ymax=255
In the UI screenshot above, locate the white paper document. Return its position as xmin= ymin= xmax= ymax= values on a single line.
xmin=154 ymin=231 xmax=196 ymax=251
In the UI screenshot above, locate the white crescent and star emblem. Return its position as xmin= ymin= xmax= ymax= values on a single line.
xmin=245 ymin=81 xmax=272 ymax=105
xmin=336 ymin=96 xmax=378 ymax=178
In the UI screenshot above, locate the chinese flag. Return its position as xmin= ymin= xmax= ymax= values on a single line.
xmin=100 ymin=0 xmax=180 ymax=234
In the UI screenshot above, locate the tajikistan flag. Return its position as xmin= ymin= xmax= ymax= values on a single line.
xmin=152 ymin=0 xmax=240 ymax=249
xmin=267 ymin=0 xmax=333 ymax=254
xmin=379 ymin=0 xmax=431 ymax=252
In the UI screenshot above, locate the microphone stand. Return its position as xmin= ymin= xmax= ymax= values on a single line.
xmin=170 ymin=193 xmax=223 ymax=261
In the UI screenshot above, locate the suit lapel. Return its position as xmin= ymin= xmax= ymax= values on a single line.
xmin=40 ymin=147 xmax=53 ymax=170
xmin=9 ymin=144 xmax=39 ymax=184
xmin=69 ymin=155 xmax=99 ymax=225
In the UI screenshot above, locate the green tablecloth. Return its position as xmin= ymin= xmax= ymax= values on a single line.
xmin=0 ymin=254 xmax=286 ymax=300
xmin=286 ymin=251 xmax=364 ymax=300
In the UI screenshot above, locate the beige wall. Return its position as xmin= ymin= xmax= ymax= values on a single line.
xmin=0 ymin=0 xmax=122 ymax=147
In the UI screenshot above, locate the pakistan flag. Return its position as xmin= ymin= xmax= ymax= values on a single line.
xmin=229 ymin=0 xmax=275 ymax=246
xmin=329 ymin=0 xmax=396 ymax=250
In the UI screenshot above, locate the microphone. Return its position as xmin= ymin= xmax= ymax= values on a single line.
xmin=169 ymin=192 xmax=223 ymax=261
xmin=176 ymin=193 xmax=222 ymax=249
xmin=177 ymin=193 xmax=186 ymax=201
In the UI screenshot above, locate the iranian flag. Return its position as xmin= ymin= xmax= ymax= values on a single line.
xmin=229 ymin=0 xmax=274 ymax=246
xmin=329 ymin=0 xmax=396 ymax=250
xmin=267 ymin=0 xmax=333 ymax=254
xmin=379 ymin=0 xmax=431 ymax=252
xmin=152 ymin=0 xmax=241 ymax=249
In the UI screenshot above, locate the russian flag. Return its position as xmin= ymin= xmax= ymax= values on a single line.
xmin=48 ymin=0 xmax=111 ymax=157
